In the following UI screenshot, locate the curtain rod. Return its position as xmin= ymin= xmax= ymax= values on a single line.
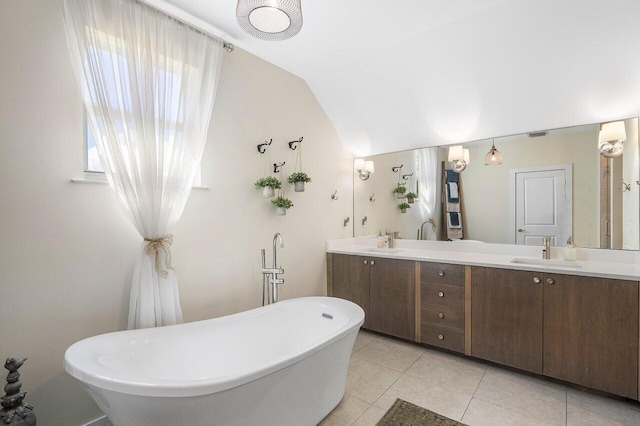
xmin=139 ymin=0 xmax=234 ymax=53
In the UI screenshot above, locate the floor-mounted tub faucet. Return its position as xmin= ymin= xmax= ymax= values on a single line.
xmin=261 ymin=233 xmax=285 ymax=305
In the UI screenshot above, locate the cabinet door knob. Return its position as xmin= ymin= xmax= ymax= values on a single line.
xmin=546 ymin=277 xmax=555 ymax=285
xmin=438 ymin=291 xmax=444 ymax=297
xmin=438 ymin=334 xmax=444 ymax=340
xmin=438 ymin=271 xmax=445 ymax=277
xmin=518 ymin=228 xmax=525 ymax=233
xmin=370 ymin=260 xmax=375 ymax=266
xmin=438 ymin=312 xmax=444 ymax=319
xmin=363 ymin=260 xmax=368 ymax=265
xmin=533 ymin=277 xmax=541 ymax=284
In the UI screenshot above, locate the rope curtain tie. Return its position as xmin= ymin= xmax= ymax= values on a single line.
xmin=144 ymin=234 xmax=175 ymax=278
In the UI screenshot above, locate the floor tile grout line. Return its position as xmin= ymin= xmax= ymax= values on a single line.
xmin=461 ymin=367 xmax=488 ymax=421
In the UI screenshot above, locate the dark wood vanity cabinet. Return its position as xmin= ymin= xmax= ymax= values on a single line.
xmin=327 ymin=254 xmax=415 ymax=340
xmin=420 ymin=262 xmax=465 ymax=352
xmin=471 ymin=267 xmax=543 ymax=374
xmin=543 ymin=274 xmax=638 ymax=399
xmin=471 ymin=266 xmax=639 ymax=399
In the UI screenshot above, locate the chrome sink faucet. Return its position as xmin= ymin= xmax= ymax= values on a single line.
xmin=542 ymin=236 xmax=551 ymax=260
xmin=261 ymin=233 xmax=285 ymax=305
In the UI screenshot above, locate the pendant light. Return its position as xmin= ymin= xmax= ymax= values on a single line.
xmin=484 ymin=139 xmax=503 ymax=165
xmin=236 ymin=0 xmax=303 ymax=41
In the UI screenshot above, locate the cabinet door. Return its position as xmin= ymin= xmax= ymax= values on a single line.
xmin=544 ymin=274 xmax=639 ymax=399
xmin=369 ymin=258 xmax=415 ymax=340
xmin=331 ymin=254 xmax=371 ymax=328
xmin=471 ymin=267 xmax=543 ymax=374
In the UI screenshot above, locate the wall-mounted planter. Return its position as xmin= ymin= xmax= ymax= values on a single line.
xmin=263 ymin=186 xmax=275 ymax=198
xmin=406 ymin=192 xmax=417 ymax=204
xmin=288 ymin=172 xmax=311 ymax=193
xmin=272 ymin=196 xmax=293 ymax=216
xmin=255 ymin=177 xmax=282 ymax=199
xmin=399 ymin=203 xmax=411 ymax=213
xmin=392 ymin=185 xmax=407 ymax=199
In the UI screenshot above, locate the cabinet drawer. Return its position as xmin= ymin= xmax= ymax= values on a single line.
xmin=421 ymin=325 xmax=465 ymax=353
xmin=421 ymin=262 xmax=464 ymax=287
xmin=422 ymin=283 xmax=464 ymax=308
xmin=421 ymin=302 xmax=464 ymax=330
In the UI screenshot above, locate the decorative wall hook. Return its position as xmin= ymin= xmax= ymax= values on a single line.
xmin=362 ymin=216 xmax=368 ymax=226
xmin=288 ymin=137 xmax=304 ymax=150
xmin=257 ymin=139 xmax=272 ymax=154
xmin=343 ymin=217 xmax=350 ymax=227
xmin=402 ymin=172 xmax=414 ymax=181
xmin=369 ymin=193 xmax=376 ymax=202
xmin=273 ymin=162 xmax=286 ymax=173
xmin=331 ymin=190 xmax=338 ymax=200
xmin=392 ymin=165 xmax=404 ymax=173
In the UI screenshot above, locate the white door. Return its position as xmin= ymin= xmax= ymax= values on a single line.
xmin=510 ymin=165 xmax=572 ymax=246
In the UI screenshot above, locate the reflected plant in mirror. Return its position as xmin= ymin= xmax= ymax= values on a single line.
xmin=354 ymin=117 xmax=639 ymax=250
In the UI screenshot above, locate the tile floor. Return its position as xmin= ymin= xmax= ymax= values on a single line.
xmin=320 ymin=331 xmax=640 ymax=426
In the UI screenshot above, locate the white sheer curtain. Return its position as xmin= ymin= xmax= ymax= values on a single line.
xmin=63 ymin=0 xmax=223 ymax=328
xmin=416 ymin=148 xmax=438 ymax=240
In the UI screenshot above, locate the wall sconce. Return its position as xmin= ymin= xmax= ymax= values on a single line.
xmin=598 ymin=121 xmax=626 ymax=157
xmin=354 ymin=159 xmax=375 ymax=180
xmin=448 ymin=145 xmax=470 ymax=173
xmin=484 ymin=139 xmax=503 ymax=165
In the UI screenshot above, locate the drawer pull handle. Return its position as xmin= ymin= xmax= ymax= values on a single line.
xmin=438 ymin=291 xmax=444 ymax=297
xmin=546 ymin=277 xmax=554 ymax=285
xmin=438 ymin=271 xmax=445 ymax=277
xmin=438 ymin=334 xmax=444 ymax=340
xmin=438 ymin=312 xmax=444 ymax=319
xmin=370 ymin=260 xmax=375 ymax=266
xmin=533 ymin=277 xmax=541 ymax=284
xmin=363 ymin=260 xmax=368 ymax=265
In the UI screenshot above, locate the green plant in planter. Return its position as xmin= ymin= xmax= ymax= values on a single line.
xmin=254 ymin=176 xmax=282 ymax=190
xmin=287 ymin=172 xmax=311 ymax=184
xmin=405 ymin=192 xmax=417 ymax=203
xmin=271 ymin=196 xmax=294 ymax=209
xmin=287 ymin=172 xmax=312 ymax=192
xmin=398 ymin=202 xmax=411 ymax=213
xmin=392 ymin=185 xmax=407 ymax=198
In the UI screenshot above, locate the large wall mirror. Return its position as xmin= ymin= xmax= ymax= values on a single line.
xmin=354 ymin=117 xmax=639 ymax=250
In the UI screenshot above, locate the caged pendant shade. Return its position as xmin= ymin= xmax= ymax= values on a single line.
xmin=237 ymin=0 xmax=303 ymax=41
xmin=484 ymin=139 xmax=503 ymax=165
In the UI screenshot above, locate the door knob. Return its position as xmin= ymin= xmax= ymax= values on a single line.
xmin=438 ymin=334 xmax=444 ymax=340
xmin=363 ymin=260 xmax=368 ymax=265
xmin=517 ymin=228 xmax=525 ymax=233
xmin=438 ymin=271 xmax=445 ymax=277
xmin=546 ymin=278 xmax=555 ymax=285
xmin=370 ymin=260 xmax=375 ymax=266
xmin=533 ymin=277 xmax=541 ymax=284
xmin=438 ymin=291 xmax=444 ymax=297
xmin=438 ymin=312 xmax=444 ymax=319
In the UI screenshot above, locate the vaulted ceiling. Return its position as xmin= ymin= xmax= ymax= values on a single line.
xmin=152 ymin=0 xmax=640 ymax=156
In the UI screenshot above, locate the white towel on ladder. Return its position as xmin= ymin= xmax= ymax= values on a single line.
xmin=448 ymin=182 xmax=459 ymax=199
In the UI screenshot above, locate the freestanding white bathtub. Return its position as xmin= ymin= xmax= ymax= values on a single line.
xmin=64 ymin=297 xmax=364 ymax=426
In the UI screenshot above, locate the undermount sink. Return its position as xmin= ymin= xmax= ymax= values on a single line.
xmin=366 ymin=248 xmax=404 ymax=253
xmin=510 ymin=258 xmax=583 ymax=269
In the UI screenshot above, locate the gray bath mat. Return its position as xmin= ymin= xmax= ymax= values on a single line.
xmin=376 ymin=398 xmax=468 ymax=426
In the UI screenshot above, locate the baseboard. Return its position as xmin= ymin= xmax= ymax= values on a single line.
xmin=82 ymin=415 xmax=111 ymax=426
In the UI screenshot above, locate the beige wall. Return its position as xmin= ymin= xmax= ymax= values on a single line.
xmin=0 ymin=1 xmax=353 ymax=424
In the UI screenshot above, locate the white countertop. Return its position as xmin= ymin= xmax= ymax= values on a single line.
xmin=326 ymin=237 xmax=640 ymax=281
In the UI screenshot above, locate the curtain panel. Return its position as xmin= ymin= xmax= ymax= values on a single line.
xmin=63 ymin=0 xmax=223 ymax=328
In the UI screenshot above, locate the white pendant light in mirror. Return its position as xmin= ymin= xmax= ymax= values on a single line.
xmin=598 ymin=121 xmax=626 ymax=157
xmin=448 ymin=145 xmax=470 ymax=173
xmin=484 ymin=139 xmax=503 ymax=165
xmin=237 ymin=0 xmax=303 ymax=41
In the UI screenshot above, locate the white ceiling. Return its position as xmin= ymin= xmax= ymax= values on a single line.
xmin=150 ymin=0 xmax=640 ymax=156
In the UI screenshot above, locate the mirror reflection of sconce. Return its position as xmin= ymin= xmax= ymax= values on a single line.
xmin=362 ymin=216 xmax=368 ymax=226
xmin=331 ymin=190 xmax=338 ymax=200
xmin=448 ymin=145 xmax=470 ymax=173
xmin=599 ymin=121 xmax=626 ymax=158
xmin=355 ymin=159 xmax=375 ymax=180
xmin=369 ymin=193 xmax=375 ymax=202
